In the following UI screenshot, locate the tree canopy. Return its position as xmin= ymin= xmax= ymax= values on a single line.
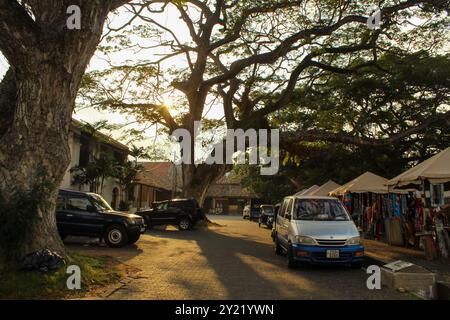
xmin=237 ymin=51 xmax=450 ymax=202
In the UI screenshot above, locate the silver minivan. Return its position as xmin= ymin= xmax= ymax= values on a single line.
xmin=274 ymin=195 xmax=364 ymax=268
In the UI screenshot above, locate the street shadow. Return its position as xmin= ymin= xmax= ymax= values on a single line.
xmin=64 ymin=236 xmax=144 ymax=262
xmin=148 ymin=226 xmax=362 ymax=299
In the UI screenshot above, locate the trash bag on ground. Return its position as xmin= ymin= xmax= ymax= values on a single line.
xmin=20 ymin=249 xmax=66 ymax=272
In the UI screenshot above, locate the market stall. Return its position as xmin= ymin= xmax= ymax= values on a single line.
xmin=386 ymin=147 xmax=450 ymax=259
xmin=308 ymin=180 xmax=341 ymax=196
xmin=329 ymin=171 xmax=411 ymax=244
xmin=294 ymin=185 xmax=319 ymax=196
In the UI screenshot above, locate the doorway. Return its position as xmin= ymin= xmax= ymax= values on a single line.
xmin=112 ymin=187 xmax=119 ymax=210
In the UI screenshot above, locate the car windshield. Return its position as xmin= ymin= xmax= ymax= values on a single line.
xmin=261 ymin=206 xmax=274 ymax=214
xmin=90 ymin=194 xmax=113 ymax=213
xmin=293 ymin=199 xmax=350 ymax=221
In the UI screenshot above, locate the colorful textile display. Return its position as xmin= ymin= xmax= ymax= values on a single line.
xmin=392 ymin=193 xmax=401 ymax=217
xmin=343 ymin=193 xmax=352 ymax=212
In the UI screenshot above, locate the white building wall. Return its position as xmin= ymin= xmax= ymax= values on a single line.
xmin=101 ymin=177 xmax=121 ymax=206
xmin=60 ymin=129 xmax=126 ymax=209
xmin=61 ymin=132 xmax=81 ymax=189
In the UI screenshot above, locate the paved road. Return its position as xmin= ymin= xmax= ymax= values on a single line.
xmin=68 ymin=215 xmax=413 ymax=300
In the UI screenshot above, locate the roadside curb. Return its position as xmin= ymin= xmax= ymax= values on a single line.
xmin=363 ymin=253 xmax=388 ymax=268
xmin=364 ymin=253 xmax=450 ymax=300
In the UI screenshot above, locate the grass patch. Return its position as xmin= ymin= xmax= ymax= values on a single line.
xmin=0 ymin=251 xmax=122 ymax=299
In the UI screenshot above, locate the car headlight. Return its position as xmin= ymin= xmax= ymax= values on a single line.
xmin=346 ymin=236 xmax=360 ymax=246
xmin=128 ymin=219 xmax=137 ymax=225
xmin=294 ymin=236 xmax=318 ymax=245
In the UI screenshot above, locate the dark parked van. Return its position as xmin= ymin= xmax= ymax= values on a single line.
xmin=56 ymin=189 xmax=146 ymax=247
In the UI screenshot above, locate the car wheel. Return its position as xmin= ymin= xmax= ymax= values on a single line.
xmin=104 ymin=225 xmax=128 ymax=248
xmin=178 ymin=218 xmax=191 ymax=231
xmin=128 ymin=234 xmax=140 ymax=245
xmin=287 ymin=244 xmax=297 ymax=269
xmin=351 ymin=261 xmax=363 ymax=269
xmin=274 ymin=236 xmax=283 ymax=255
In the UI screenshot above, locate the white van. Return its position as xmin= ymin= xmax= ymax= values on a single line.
xmin=274 ymin=195 xmax=364 ymax=268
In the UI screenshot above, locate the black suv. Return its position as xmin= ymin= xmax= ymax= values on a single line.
xmin=136 ymin=199 xmax=204 ymax=230
xmin=56 ymin=189 xmax=146 ymax=247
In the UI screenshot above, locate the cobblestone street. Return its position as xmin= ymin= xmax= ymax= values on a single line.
xmin=68 ymin=216 xmax=415 ymax=300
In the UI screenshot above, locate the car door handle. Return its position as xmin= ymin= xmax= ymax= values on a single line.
xmin=66 ymin=214 xmax=74 ymax=217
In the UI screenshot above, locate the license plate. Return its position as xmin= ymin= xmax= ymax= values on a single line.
xmin=326 ymin=250 xmax=340 ymax=259
xmin=140 ymin=226 xmax=146 ymax=232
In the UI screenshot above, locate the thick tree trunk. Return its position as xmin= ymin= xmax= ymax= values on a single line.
xmin=0 ymin=2 xmax=113 ymax=264
xmin=182 ymin=163 xmax=229 ymax=206
xmin=0 ymin=68 xmax=74 ymax=261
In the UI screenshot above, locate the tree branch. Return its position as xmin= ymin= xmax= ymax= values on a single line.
xmin=110 ymin=0 xmax=133 ymax=11
xmin=281 ymin=111 xmax=450 ymax=147
xmin=0 ymin=0 xmax=39 ymax=67
xmin=109 ymin=102 xmax=179 ymax=132
xmin=203 ymin=14 xmax=368 ymax=86
xmin=204 ymin=0 xmax=444 ymax=87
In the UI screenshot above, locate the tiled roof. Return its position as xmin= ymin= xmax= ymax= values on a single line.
xmin=71 ymin=119 xmax=129 ymax=152
xmin=136 ymin=162 xmax=182 ymax=191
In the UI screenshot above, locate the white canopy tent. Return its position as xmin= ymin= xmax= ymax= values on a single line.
xmin=294 ymin=185 xmax=319 ymax=196
xmin=386 ymin=147 xmax=450 ymax=189
xmin=308 ymin=180 xmax=341 ymax=196
xmin=329 ymin=171 xmax=389 ymax=196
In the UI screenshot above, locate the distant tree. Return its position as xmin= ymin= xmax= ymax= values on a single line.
xmin=234 ymin=164 xmax=294 ymax=204
xmin=113 ymin=160 xmax=143 ymax=207
xmin=71 ymin=154 xmax=116 ymax=194
xmin=129 ymin=144 xmax=150 ymax=164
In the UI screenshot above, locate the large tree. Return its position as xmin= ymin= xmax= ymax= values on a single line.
xmin=0 ymin=0 xmax=132 ymax=263
xmin=80 ymin=0 xmax=449 ymax=204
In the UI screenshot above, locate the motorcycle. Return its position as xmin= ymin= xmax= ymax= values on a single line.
xmin=266 ymin=216 xmax=274 ymax=229
xmin=259 ymin=214 xmax=274 ymax=229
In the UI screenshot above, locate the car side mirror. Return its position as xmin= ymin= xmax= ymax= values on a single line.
xmin=86 ymin=205 xmax=97 ymax=213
